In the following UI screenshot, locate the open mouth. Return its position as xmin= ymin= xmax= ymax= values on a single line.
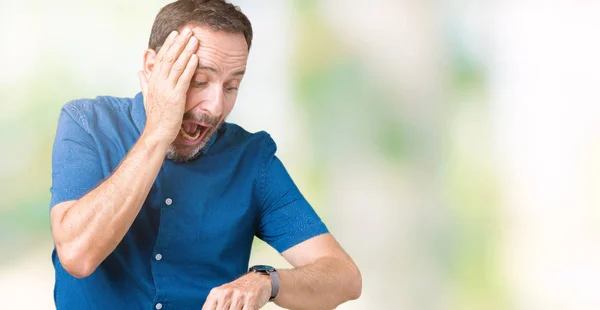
xmin=179 ymin=121 xmax=209 ymax=143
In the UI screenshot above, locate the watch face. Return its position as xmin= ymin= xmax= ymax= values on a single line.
xmin=250 ymin=265 xmax=275 ymax=272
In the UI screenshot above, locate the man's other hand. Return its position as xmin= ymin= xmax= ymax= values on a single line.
xmin=202 ymin=272 xmax=271 ymax=310
xmin=138 ymin=27 xmax=199 ymax=146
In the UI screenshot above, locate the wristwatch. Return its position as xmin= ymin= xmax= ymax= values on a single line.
xmin=248 ymin=265 xmax=279 ymax=301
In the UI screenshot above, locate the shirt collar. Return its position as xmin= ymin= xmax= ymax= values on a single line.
xmin=131 ymin=92 xmax=224 ymax=156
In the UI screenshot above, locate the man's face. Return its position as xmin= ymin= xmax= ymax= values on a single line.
xmin=165 ymin=25 xmax=249 ymax=162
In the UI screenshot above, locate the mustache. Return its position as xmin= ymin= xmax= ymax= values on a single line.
xmin=182 ymin=111 xmax=220 ymax=127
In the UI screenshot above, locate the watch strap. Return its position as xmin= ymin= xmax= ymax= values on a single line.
xmin=268 ymin=269 xmax=279 ymax=301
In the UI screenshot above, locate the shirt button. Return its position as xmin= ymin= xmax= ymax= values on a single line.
xmin=155 ymin=253 xmax=162 ymax=261
xmin=155 ymin=303 xmax=163 ymax=310
xmin=165 ymin=198 xmax=172 ymax=206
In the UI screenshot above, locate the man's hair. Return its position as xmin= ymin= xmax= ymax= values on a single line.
xmin=148 ymin=0 xmax=253 ymax=52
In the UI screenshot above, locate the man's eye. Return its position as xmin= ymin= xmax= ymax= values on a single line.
xmin=224 ymin=86 xmax=239 ymax=93
xmin=192 ymin=81 xmax=208 ymax=88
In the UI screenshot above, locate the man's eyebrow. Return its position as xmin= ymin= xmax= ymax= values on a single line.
xmin=231 ymin=68 xmax=246 ymax=77
xmin=196 ymin=64 xmax=217 ymax=73
xmin=196 ymin=62 xmax=246 ymax=77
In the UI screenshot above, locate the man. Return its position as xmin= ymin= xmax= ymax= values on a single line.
xmin=49 ymin=0 xmax=361 ymax=309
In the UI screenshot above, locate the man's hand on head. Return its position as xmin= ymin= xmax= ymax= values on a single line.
xmin=202 ymin=272 xmax=271 ymax=310
xmin=138 ymin=27 xmax=199 ymax=147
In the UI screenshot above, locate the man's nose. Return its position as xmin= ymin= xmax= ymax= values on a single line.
xmin=198 ymin=84 xmax=224 ymax=117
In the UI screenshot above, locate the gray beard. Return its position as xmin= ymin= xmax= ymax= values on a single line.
xmin=165 ymin=132 xmax=212 ymax=162
xmin=165 ymin=118 xmax=222 ymax=162
xmin=166 ymin=144 xmax=203 ymax=162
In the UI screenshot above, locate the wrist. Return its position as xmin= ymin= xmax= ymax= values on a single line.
xmin=248 ymin=265 xmax=279 ymax=302
xmin=257 ymin=272 xmax=272 ymax=297
xmin=139 ymin=129 xmax=171 ymax=153
xmin=245 ymin=271 xmax=271 ymax=299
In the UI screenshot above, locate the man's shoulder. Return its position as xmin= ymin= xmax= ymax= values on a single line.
xmin=59 ymin=94 xmax=137 ymax=134
xmin=216 ymin=122 xmax=277 ymax=155
xmin=62 ymin=95 xmax=133 ymax=117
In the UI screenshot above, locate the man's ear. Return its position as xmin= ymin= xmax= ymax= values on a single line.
xmin=142 ymin=48 xmax=158 ymax=78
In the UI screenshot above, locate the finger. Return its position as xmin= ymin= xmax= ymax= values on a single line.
xmin=137 ymin=71 xmax=149 ymax=99
xmin=228 ymin=292 xmax=243 ymax=310
xmin=175 ymin=54 xmax=198 ymax=92
xmin=160 ymin=27 xmax=194 ymax=80
xmin=216 ymin=298 xmax=230 ymax=310
xmin=228 ymin=303 xmax=243 ymax=310
xmin=157 ymin=30 xmax=178 ymax=59
xmin=202 ymin=301 xmax=217 ymax=310
xmin=216 ymin=290 xmax=233 ymax=310
xmin=169 ymin=36 xmax=198 ymax=82
xmin=153 ymin=30 xmax=178 ymax=77
xmin=240 ymin=298 xmax=250 ymax=310
xmin=242 ymin=295 xmax=257 ymax=310
xmin=202 ymin=295 xmax=218 ymax=310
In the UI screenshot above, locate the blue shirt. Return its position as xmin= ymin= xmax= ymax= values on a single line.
xmin=50 ymin=92 xmax=328 ymax=309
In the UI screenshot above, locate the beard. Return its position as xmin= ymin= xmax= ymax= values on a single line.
xmin=165 ymin=110 xmax=221 ymax=162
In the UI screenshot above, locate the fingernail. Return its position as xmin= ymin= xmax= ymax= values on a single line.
xmin=189 ymin=37 xmax=197 ymax=45
xmin=183 ymin=28 xmax=191 ymax=35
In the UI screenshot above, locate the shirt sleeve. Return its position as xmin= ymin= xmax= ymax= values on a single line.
xmin=50 ymin=103 xmax=104 ymax=208
xmin=255 ymin=135 xmax=329 ymax=253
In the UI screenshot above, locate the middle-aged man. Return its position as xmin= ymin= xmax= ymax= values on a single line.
xmin=49 ymin=0 xmax=361 ymax=309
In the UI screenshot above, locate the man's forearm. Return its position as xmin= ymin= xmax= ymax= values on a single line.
xmin=52 ymin=131 xmax=168 ymax=277
xmin=274 ymin=256 xmax=362 ymax=310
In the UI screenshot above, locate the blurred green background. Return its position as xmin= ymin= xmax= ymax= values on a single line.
xmin=2 ymin=1 xmax=600 ymax=309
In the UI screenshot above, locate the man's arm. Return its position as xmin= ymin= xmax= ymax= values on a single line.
xmin=275 ymin=233 xmax=362 ymax=309
xmin=51 ymin=132 xmax=168 ymax=278
xmin=50 ymin=28 xmax=199 ymax=278
xmin=202 ymin=234 xmax=361 ymax=310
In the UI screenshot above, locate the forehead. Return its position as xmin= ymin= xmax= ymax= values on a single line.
xmin=183 ymin=25 xmax=249 ymax=71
